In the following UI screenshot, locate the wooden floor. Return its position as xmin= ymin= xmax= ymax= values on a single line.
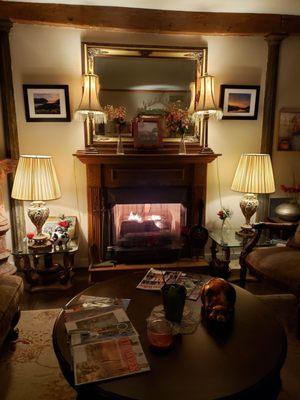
xmin=20 ymin=267 xmax=286 ymax=311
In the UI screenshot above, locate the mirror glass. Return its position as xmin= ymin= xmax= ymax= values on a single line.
xmin=84 ymin=45 xmax=207 ymax=143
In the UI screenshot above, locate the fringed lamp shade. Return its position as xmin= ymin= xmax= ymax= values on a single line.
xmin=231 ymin=153 xmax=275 ymax=236
xmin=12 ymin=155 xmax=61 ymax=201
xmin=194 ymin=74 xmax=223 ymax=120
xmin=231 ymin=154 xmax=275 ymax=194
xmin=75 ymin=73 xmax=107 ymax=124
xmin=11 ymin=155 xmax=61 ymax=247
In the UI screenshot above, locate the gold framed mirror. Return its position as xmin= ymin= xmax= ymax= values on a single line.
xmin=81 ymin=43 xmax=207 ymax=148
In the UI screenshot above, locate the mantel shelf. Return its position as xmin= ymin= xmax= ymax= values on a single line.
xmin=74 ymin=150 xmax=221 ymax=165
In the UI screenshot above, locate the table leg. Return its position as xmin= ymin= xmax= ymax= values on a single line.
xmin=209 ymin=240 xmax=231 ymax=279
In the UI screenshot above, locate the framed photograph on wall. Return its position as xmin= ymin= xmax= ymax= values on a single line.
xmin=220 ymin=85 xmax=260 ymax=120
xmin=277 ymin=109 xmax=300 ymax=151
xmin=133 ymin=116 xmax=162 ymax=149
xmin=23 ymin=84 xmax=71 ymax=122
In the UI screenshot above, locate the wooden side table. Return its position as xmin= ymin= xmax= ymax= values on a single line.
xmin=12 ymin=240 xmax=78 ymax=292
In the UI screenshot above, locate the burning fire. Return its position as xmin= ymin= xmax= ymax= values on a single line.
xmin=127 ymin=211 xmax=162 ymax=227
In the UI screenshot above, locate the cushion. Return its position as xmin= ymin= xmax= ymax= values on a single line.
xmin=287 ymin=223 xmax=300 ymax=248
xmin=0 ymin=274 xmax=23 ymax=347
xmin=246 ymin=246 xmax=300 ymax=293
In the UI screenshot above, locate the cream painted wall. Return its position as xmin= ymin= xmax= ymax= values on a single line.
xmin=1 ymin=23 xmax=297 ymax=265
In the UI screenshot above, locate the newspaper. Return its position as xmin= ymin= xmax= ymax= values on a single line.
xmin=136 ymin=268 xmax=203 ymax=301
xmin=73 ymin=335 xmax=150 ymax=386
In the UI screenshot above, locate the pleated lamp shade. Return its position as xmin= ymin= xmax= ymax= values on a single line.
xmin=75 ymin=73 xmax=107 ymax=124
xmin=11 ymin=155 xmax=61 ymax=201
xmin=231 ymin=154 xmax=275 ymax=194
xmin=194 ymin=74 xmax=223 ymax=119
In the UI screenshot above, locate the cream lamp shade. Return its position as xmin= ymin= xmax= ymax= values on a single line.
xmin=231 ymin=153 xmax=275 ymax=194
xmin=193 ymin=74 xmax=223 ymax=119
xmin=75 ymin=73 xmax=107 ymax=124
xmin=11 ymin=155 xmax=61 ymax=247
xmin=231 ymin=153 xmax=275 ymax=236
xmin=11 ymin=155 xmax=61 ymax=201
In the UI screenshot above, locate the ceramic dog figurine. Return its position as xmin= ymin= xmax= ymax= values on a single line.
xmin=51 ymin=226 xmax=70 ymax=249
xmin=201 ymin=278 xmax=236 ymax=327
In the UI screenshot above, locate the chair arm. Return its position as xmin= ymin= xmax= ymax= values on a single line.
xmin=254 ymin=221 xmax=298 ymax=231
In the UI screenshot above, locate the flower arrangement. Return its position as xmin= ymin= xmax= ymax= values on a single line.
xmin=217 ymin=208 xmax=232 ymax=222
xmin=166 ymin=104 xmax=190 ymax=137
xmin=104 ymin=105 xmax=127 ymax=125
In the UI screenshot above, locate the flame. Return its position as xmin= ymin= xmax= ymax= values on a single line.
xmin=128 ymin=211 xmax=142 ymax=223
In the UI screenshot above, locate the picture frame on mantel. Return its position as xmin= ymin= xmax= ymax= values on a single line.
xmin=220 ymin=85 xmax=260 ymax=120
xmin=23 ymin=84 xmax=71 ymax=122
xmin=133 ymin=116 xmax=162 ymax=150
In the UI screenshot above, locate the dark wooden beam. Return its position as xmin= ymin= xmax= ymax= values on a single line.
xmin=0 ymin=20 xmax=26 ymax=249
xmin=1 ymin=2 xmax=300 ymax=35
xmin=257 ymin=34 xmax=286 ymax=222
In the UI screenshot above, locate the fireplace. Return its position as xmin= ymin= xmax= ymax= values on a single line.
xmin=75 ymin=151 xmax=219 ymax=264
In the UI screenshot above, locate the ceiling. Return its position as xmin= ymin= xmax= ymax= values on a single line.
xmin=5 ymin=0 xmax=300 ymax=15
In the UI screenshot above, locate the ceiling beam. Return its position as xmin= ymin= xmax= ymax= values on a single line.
xmin=0 ymin=2 xmax=300 ymax=35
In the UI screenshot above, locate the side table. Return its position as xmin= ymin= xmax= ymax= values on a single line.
xmin=209 ymin=229 xmax=249 ymax=279
xmin=12 ymin=240 xmax=78 ymax=292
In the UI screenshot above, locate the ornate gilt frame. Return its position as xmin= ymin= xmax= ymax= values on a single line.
xmin=82 ymin=42 xmax=208 ymax=147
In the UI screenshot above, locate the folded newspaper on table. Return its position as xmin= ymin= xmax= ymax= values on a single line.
xmin=73 ymin=335 xmax=150 ymax=386
xmin=136 ymin=268 xmax=203 ymax=300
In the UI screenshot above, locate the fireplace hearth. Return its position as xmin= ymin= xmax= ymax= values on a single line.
xmin=75 ymin=151 xmax=219 ymax=264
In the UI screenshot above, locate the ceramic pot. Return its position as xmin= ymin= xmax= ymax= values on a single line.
xmin=275 ymin=202 xmax=300 ymax=222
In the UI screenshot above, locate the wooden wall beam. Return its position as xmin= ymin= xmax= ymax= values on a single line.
xmin=1 ymin=2 xmax=300 ymax=36
xmin=0 ymin=20 xmax=26 ymax=249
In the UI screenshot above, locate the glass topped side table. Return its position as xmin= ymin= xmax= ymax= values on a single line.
xmin=208 ymin=229 xmax=251 ymax=279
xmin=12 ymin=240 xmax=78 ymax=292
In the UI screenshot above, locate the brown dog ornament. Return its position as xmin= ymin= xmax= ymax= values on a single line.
xmin=201 ymin=278 xmax=236 ymax=328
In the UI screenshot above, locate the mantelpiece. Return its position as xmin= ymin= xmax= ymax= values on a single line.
xmin=76 ymin=150 xmax=220 ymax=262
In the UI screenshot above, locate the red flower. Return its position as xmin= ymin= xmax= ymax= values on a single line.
xmin=59 ymin=220 xmax=69 ymax=229
xmin=26 ymin=232 xmax=34 ymax=240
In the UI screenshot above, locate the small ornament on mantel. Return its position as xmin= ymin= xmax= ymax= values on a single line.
xmin=0 ymin=159 xmax=17 ymax=276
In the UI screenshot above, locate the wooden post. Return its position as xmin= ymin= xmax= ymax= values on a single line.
xmin=257 ymin=34 xmax=286 ymax=221
xmin=0 ymin=20 xmax=25 ymax=249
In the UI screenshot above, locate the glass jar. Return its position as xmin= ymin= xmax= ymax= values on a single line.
xmin=147 ymin=317 xmax=173 ymax=349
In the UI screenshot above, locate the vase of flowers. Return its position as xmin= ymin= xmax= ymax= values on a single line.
xmin=166 ymin=104 xmax=189 ymax=154
xmin=104 ymin=105 xmax=127 ymax=154
xmin=275 ymin=183 xmax=300 ymax=221
xmin=217 ymin=208 xmax=232 ymax=243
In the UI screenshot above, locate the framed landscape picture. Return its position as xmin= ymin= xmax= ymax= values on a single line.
xmin=277 ymin=109 xmax=300 ymax=151
xmin=133 ymin=116 xmax=162 ymax=149
xmin=23 ymin=84 xmax=71 ymax=122
xmin=220 ymin=85 xmax=260 ymax=120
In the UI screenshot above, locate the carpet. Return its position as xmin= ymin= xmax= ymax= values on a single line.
xmin=0 ymin=309 xmax=76 ymax=400
xmin=0 ymin=297 xmax=299 ymax=400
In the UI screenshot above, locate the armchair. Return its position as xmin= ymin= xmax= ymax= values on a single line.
xmin=240 ymin=221 xmax=300 ymax=337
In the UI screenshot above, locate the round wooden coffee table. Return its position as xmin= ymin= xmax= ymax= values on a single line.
xmin=53 ymin=272 xmax=287 ymax=400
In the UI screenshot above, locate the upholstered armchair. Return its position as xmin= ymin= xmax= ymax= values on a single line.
xmin=239 ymin=221 xmax=300 ymax=337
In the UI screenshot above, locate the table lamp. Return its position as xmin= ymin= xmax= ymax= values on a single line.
xmin=231 ymin=153 xmax=275 ymax=236
xmin=193 ymin=73 xmax=223 ymax=153
xmin=75 ymin=72 xmax=107 ymax=145
xmin=11 ymin=155 xmax=61 ymax=247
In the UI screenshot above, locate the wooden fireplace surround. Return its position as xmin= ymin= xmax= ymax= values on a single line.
xmin=75 ymin=150 xmax=219 ymax=262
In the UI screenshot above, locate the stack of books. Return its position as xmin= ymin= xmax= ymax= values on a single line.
xmin=63 ymin=295 xmax=150 ymax=386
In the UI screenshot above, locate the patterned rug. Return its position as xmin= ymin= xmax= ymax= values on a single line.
xmin=0 ymin=309 xmax=76 ymax=400
xmin=0 ymin=297 xmax=299 ymax=400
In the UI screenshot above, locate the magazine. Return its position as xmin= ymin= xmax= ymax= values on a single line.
xmin=73 ymin=335 xmax=150 ymax=386
xmin=136 ymin=268 xmax=182 ymax=291
xmin=136 ymin=268 xmax=203 ymax=301
xmin=65 ymin=307 xmax=137 ymax=336
xmin=64 ymin=296 xmax=130 ymax=323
